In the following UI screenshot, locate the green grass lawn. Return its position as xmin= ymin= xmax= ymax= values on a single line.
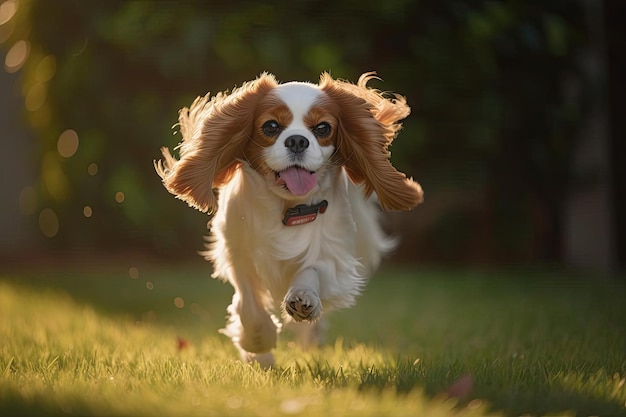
xmin=1 ymin=258 xmax=625 ymax=416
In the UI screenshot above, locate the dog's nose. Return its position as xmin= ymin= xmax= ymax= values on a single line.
xmin=284 ymin=135 xmax=309 ymax=154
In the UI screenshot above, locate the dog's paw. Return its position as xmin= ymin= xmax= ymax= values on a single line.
xmin=282 ymin=289 xmax=322 ymax=322
xmin=241 ymin=351 xmax=275 ymax=369
xmin=238 ymin=313 xmax=278 ymax=354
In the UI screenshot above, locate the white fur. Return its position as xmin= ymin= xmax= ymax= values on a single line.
xmin=203 ymin=83 xmax=396 ymax=367
xmin=263 ymin=83 xmax=334 ymax=199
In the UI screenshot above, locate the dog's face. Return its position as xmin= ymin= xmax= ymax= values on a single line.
xmin=155 ymin=72 xmax=424 ymax=214
xmin=249 ymin=82 xmax=338 ymax=199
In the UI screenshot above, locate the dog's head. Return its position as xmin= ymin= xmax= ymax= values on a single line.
xmin=155 ymin=72 xmax=423 ymax=213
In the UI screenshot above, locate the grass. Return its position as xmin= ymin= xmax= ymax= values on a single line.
xmin=1 ymin=258 xmax=625 ymax=416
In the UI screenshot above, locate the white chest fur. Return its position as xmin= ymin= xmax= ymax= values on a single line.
xmin=206 ymin=165 xmax=372 ymax=312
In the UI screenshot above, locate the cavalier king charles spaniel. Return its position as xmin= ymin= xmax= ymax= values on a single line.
xmin=155 ymin=72 xmax=423 ymax=367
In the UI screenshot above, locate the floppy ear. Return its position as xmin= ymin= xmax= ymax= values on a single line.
xmin=154 ymin=73 xmax=278 ymax=213
xmin=320 ymin=72 xmax=423 ymax=211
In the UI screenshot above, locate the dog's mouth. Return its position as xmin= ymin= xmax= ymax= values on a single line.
xmin=274 ymin=166 xmax=318 ymax=196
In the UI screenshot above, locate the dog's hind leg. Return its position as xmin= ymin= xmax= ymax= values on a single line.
xmin=221 ymin=267 xmax=280 ymax=368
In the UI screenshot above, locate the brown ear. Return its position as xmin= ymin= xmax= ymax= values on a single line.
xmin=320 ymin=72 xmax=423 ymax=211
xmin=154 ymin=73 xmax=278 ymax=213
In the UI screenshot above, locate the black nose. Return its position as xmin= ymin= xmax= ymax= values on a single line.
xmin=284 ymin=135 xmax=309 ymax=154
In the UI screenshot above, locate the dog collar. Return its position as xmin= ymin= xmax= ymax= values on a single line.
xmin=282 ymin=200 xmax=328 ymax=226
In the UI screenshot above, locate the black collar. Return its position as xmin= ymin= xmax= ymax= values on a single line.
xmin=282 ymin=200 xmax=328 ymax=226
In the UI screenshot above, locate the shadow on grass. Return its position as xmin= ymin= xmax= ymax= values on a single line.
xmin=293 ymin=353 xmax=626 ymax=416
xmin=0 ymin=390 xmax=126 ymax=417
xmin=2 ymin=255 xmax=231 ymax=335
xmin=3 ymin=259 xmax=626 ymax=416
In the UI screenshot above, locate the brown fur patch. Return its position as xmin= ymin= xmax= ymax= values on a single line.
xmin=304 ymin=105 xmax=338 ymax=147
xmin=319 ymin=72 xmax=423 ymax=211
xmin=154 ymin=73 xmax=278 ymax=213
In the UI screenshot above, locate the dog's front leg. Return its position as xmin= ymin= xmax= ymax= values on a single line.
xmin=282 ymin=267 xmax=322 ymax=322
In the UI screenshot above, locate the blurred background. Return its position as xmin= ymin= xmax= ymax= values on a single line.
xmin=1 ymin=0 xmax=624 ymax=272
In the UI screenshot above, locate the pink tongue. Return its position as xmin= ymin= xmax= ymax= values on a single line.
xmin=278 ymin=167 xmax=317 ymax=195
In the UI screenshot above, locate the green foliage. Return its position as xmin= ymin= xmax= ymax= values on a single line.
xmin=3 ymin=0 xmax=586 ymax=259
xmin=1 ymin=264 xmax=625 ymax=416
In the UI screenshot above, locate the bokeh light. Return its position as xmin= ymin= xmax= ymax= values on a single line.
xmin=83 ymin=206 xmax=92 ymax=218
xmin=115 ymin=191 xmax=125 ymax=203
xmin=42 ymin=151 xmax=70 ymax=201
xmin=173 ymin=297 xmax=184 ymax=308
xmin=25 ymin=82 xmax=46 ymax=112
xmin=87 ymin=163 xmax=98 ymax=176
xmin=0 ymin=0 xmax=18 ymax=25
xmin=38 ymin=208 xmax=59 ymax=238
xmin=57 ymin=129 xmax=79 ymax=158
xmin=128 ymin=267 xmax=139 ymax=279
xmin=35 ymin=55 xmax=56 ymax=82
xmin=4 ymin=39 xmax=28 ymax=72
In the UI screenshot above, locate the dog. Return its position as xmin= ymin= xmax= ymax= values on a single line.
xmin=155 ymin=72 xmax=423 ymax=367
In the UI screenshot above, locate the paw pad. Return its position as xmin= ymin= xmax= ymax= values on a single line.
xmin=282 ymin=289 xmax=322 ymax=322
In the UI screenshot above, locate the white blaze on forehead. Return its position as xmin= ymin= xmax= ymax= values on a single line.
xmin=264 ymin=81 xmax=333 ymax=194
xmin=274 ymin=82 xmax=323 ymax=125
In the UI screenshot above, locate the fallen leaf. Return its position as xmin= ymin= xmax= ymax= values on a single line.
xmin=176 ymin=337 xmax=189 ymax=351
xmin=447 ymin=373 xmax=474 ymax=399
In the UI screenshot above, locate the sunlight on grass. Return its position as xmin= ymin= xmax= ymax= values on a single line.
xmin=0 ymin=280 xmax=495 ymax=417
xmin=1 ymin=266 xmax=625 ymax=416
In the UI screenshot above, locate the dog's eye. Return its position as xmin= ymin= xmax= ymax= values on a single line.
xmin=312 ymin=122 xmax=331 ymax=138
xmin=262 ymin=120 xmax=281 ymax=137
